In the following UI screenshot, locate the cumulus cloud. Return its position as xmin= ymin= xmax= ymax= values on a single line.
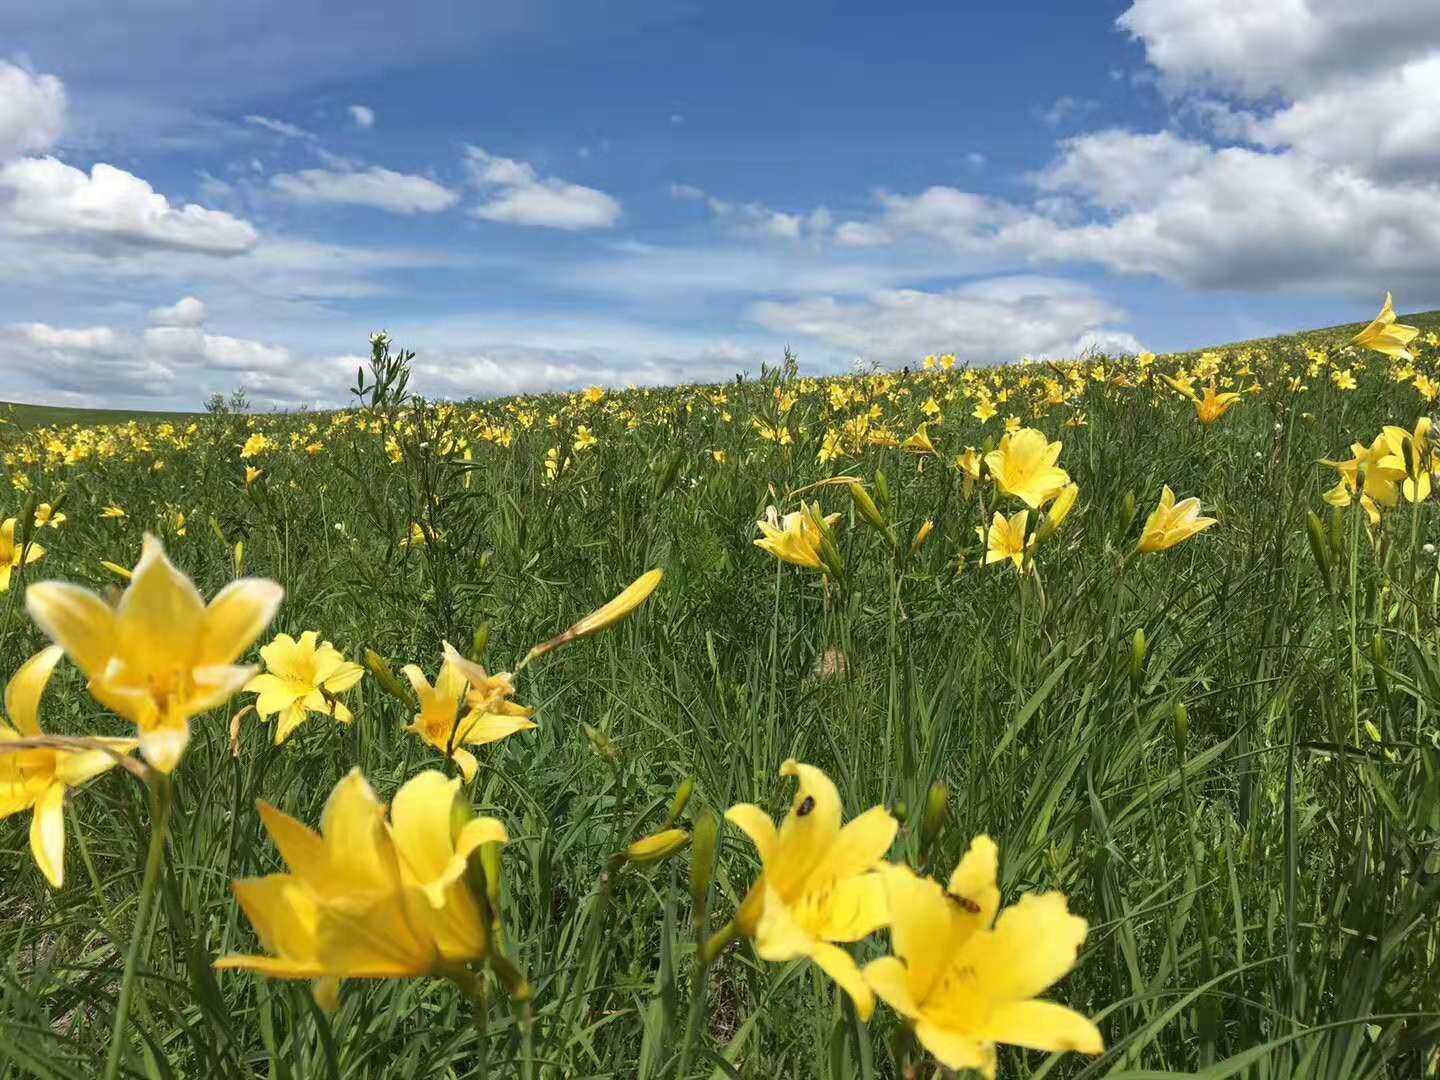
xmin=347 ymin=104 xmax=375 ymax=129
xmin=0 ymin=62 xmax=65 ymax=161
xmin=148 ymin=295 xmax=208 ymax=327
xmin=0 ymin=157 xmax=259 ymax=253
xmin=749 ymin=277 xmax=1142 ymax=366
xmin=270 ymin=166 xmax=459 ymax=213
xmin=464 ymin=146 xmax=621 ymax=230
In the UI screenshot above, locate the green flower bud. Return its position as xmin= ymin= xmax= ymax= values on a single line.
xmin=1173 ymin=702 xmax=1189 ymax=755
xmin=919 ymin=782 xmax=949 ymax=857
xmin=472 ymin=623 xmax=490 ymax=660
xmin=690 ymin=810 xmax=719 ymax=929
xmin=1130 ymin=628 xmax=1147 ymax=690
xmin=1305 ymin=510 xmax=1332 ymax=592
xmin=664 ymin=777 xmax=695 ymax=827
xmin=849 ymin=482 xmax=888 ymax=531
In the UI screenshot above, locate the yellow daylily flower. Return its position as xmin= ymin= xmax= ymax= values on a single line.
xmin=979 ymin=509 xmax=1031 ymax=570
xmin=753 ymin=504 xmax=841 ymax=573
xmin=0 ymin=517 xmax=45 ymax=593
xmin=1379 ymin=418 xmax=1433 ymax=503
xmin=724 ymin=760 xmax=896 ymax=1019
xmin=0 ymin=646 xmax=137 ymax=887
xmin=1191 ymin=385 xmax=1241 ymax=425
xmin=402 ymin=647 xmax=536 ymax=781
xmin=863 ymin=838 xmax=1102 ymax=1078
xmin=24 ymin=534 xmax=283 ymax=773
xmin=1321 ymin=433 xmax=1406 ymax=519
xmin=902 ymin=424 xmax=937 ymax=456
xmin=216 ymin=768 xmax=508 ymax=980
xmin=243 ymin=631 xmax=366 ymax=745
xmin=984 ymin=429 xmax=1070 ymax=509
xmin=33 ymin=503 xmax=66 ymax=529
xmin=1136 ymin=486 xmax=1217 ymax=553
xmin=1352 ymin=293 xmax=1419 ymax=360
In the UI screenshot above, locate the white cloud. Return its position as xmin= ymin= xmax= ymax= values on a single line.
xmin=1033 ymin=128 xmax=1214 ymax=211
xmin=270 ymin=166 xmax=459 ymax=213
xmin=0 ymin=62 xmax=65 ymax=161
xmin=464 ymin=145 xmax=621 ymax=230
xmin=15 ymin=322 xmax=121 ymax=353
xmin=1117 ymin=0 xmax=1440 ymax=98
xmin=148 ymin=295 xmax=207 ymax=327
xmin=1244 ymin=56 xmax=1440 ymax=178
xmin=0 ymin=157 xmax=259 ymax=253
xmin=1038 ymin=95 xmax=1098 ymax=127
xmin=243 ymin=114 xmax=316 ymax=140
xmin=749 ymin=277 xmax=1142 ymax=365
xmin=347 ymin=104 xmax=376 ymax=129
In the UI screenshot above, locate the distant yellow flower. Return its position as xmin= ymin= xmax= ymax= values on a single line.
xmin=173 ymin=510 xmax=187 ymax=536
xmin=1352 ymin=293 xmax=1419 ymax=360
xmin=724 ymin=760 xmax=896 ymax=1019
xmin=216 ymin=768 xmax=508 ymax=980
xmin=583 ymin=385 xmax=606 ymax=404
xmin=711 ymin=449 xmax=727 ymax=463
xmin=1192 ymin=385 xmax=1242 ymax=424
xmin=1004 ymin=415 xmax=1021 ymax=434
xmin=954 ymin=447 xmax=983 ymax=482
xmin=25 ymin=534 xmax=283 ymax=773
xmin=1415 ymin=374 xmax=1438 ymax=402
xmin=1330 ymin=368 xmax=1357 ymax=392
xmin=239 ymin=433 xmax=273 ymax=459
xmin=402 ymin=648 xmax=536 ymax=781
xmin=863 ymin=838 xmax=1102 ymax=1077
xmin=979 ymin=509 xmax=1031 ymax=569
xmin=0 ymin=646 xmax=137 ymax=887
xmin=33 ymin=503 xmax=65 ymax=529
xmin=574 ymin=425 xmax=598 ymax=452
xmin=985 ymin=428 xmax=1070 ymax=509
xmin=243 ymin=632 xmax=366 ymax=745
xmin=0 ymin=517 xmax=45 ymax=593
xmin=754 ymin=504 xmax=841 ymax=573
xmin=1137 ymin=486 xmax=1217 ymax=553
xmin=973 ymin=399 xmax=997 ymax=423
xmin=100 ymin=505 xmax=127 ymax=519
xmin=245 ymin=466 xmax=263 ymax=488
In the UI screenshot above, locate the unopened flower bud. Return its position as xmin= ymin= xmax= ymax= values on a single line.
xmin=690 ymin=810 xmax=719 ymax=928
xmin=625 ymin=828 xmax=690 ymax=865
xmin=472 ymin=623 xmax=490 ymax=660
xmin=849 ymin=482 xmax=888 ymax=531
xmin=664 ymin=777 xmax=695 ymax=827
xmin=1305 ymin=511 xmax=1332 ymax=592
xmin=919 ymin=782 xmax=948 ymax=857
xmin=1130 ymin=628 xmax=1147 ymax=690
xmin=584 ymin=723 xmax=619 ymax=764
xmin=1172 ymin=702 xmax=1189 ymax=755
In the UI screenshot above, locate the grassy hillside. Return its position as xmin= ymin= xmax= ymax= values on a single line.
xmin=1 ymin=312 xmax=1438 ymax=1079
xmin=6 ymin=308 xmax=1438 ymax=425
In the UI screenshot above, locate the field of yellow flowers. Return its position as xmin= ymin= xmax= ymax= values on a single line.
xmin=2 ymin=296 xmax=1440 ymax=1079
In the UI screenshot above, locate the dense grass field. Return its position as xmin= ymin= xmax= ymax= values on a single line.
xmin=2 ymin=306 xmax=1439 ymax=1079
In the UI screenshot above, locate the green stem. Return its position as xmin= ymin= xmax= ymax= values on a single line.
xmin=103 ymin=772 xmax=173 ymax=1080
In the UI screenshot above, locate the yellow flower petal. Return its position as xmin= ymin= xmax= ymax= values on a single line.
xmin=30 ymin=781 xmax=66 ymax=888
xmin=202 ymin=577 xmax=286 ymax=667
xmin=980 ymin=999 xmax=1104 ymax=1055
xmin=24 ymin=582 xmax=118 ymax=678
xmin=810 ymin=942 xmax=875 ymax=1021
xmin=4 ymin=645 xmax=63 ymax=737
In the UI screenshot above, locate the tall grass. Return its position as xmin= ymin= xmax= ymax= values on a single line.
xmin=1 ymin=318 xmax=1438 ymax=1078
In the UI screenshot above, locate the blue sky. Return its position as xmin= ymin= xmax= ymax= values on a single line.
xmin=2 ymin=0 xmax=1438 ymax=409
